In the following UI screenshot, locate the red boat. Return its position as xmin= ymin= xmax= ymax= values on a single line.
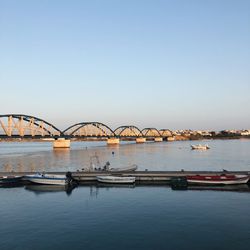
xmin=186 ymin=174 xmax=249 ymax=185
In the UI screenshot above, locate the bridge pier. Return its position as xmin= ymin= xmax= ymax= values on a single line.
xmin=136 ymin=137 xmax=146 ymax=143
xmin=107 ymin=138 xmax=120 ymax=145
xmin=167 ymin=136 xmax=175 ymax=141
xmin=53 ymin=138 xmax=71 ymax=148
xmin=154 ymin=137 xmax=163 ymax=142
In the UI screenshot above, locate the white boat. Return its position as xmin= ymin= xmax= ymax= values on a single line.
xmin=191 ymin=144 xmax=210 ymax=150
xmin=82 ymin=159 xmax=138 ymax=172
xmin=25 ymin=173 xmax=69 ymax=185
xmin=105 ymin=164 xmax=138 ymax=172
xmin=96 ymin=175 xmax=136 ymax=184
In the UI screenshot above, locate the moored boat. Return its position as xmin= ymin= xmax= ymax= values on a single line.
xmin=25 ymin=172 xmax=72 ymax=186
xmin=191 ymin=144 xmax=210 ymax=150
xmin=107 ymin=164 xmax=138 ymax=172
xmin=96 ymin=175 xmax=136 ymax=184
xmin=0 ymin=175 xmax=22 ymax=185
xmin=187 ymin=174 xmax=249 ymax=185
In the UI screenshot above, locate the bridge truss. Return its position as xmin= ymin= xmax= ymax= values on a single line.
xmin=0 ymin=114 xmax=62 ymax=138
xmin=0 ymin=114 xmax=173 ymax=139
xmin=63 ymin=122 xmax=115 ymax=138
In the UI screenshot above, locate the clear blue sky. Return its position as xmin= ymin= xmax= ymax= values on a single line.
xmin=0 ymin=0 xmax=249 ymax=130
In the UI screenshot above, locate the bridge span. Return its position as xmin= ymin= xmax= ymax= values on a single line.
xmin=0 ymin=114 xmax=174 ymax=146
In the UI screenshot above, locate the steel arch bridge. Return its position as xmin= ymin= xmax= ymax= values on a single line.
xmin=159 ymin=129 xmax=173 ymax=137
xmin=141 ymin=128 xmax=162 ymax=137
xmin=114 ymin=125 xmax=143 ymax=138
xmin=0 ymin=114 xmax=173 ymax=140
xmin=0 ymin=114 xmax=62 ymax=138
xmin=63 ymin=122 xmax=115 ymax=138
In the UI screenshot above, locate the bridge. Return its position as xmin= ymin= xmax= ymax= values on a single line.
xmin=0 ymin=114 xmax=174 ymax=146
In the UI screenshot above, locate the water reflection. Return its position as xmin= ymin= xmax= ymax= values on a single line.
xmin=187 ymin=184 xmax=250 ymax=193
xmin=1 ymin=139 xmax=250 ymax=172
xmin=25 ymin=184 xmax=77 ymax=196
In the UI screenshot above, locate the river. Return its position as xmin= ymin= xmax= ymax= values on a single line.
xmin=0 ymin=139 xmax=250 ymax=250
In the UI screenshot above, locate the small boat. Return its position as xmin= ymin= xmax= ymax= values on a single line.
xmin=96 ymin=175 xmax=136 ymax=184
xmin=25 ymin=172 xmax=72 ymax=186
xmin=107 ymin=164 xmax=138 ymax=172
xmin=191 ymin=144 xmax=210 ymax=150
xmin=0 ymin=175 xmax=22 ymax=185
xmin=187 ymin=174 xmax=249 ymax=185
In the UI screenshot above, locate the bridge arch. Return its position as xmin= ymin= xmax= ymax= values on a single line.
xmin=63 ymin=122 xmax=115 ymax=138
xmin=0 ymin=114 xmax=62 ymax=137
xmin=114 ymin=125 xmax=142 ymax=137
xmin=141 ymin=128 xmax=161 ymax=137
xmin=159 ymin=129 xmax=173 ymax=137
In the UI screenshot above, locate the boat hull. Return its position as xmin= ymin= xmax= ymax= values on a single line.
xmin=187 ymin=175 xmax=249 ymax=185
xmin=96 ymin=176 xmax=136 ymax=184
xmin=109 ymin=164 xmax=138 ymax=172
xmin=25 ymin=174 xmax=67 ymax=186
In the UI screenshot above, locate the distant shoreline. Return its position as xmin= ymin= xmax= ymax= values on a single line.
xmin=0 ymin=135 xmax=250 ymax=143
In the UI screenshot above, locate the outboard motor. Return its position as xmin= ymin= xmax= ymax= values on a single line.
xmin=103 ymin=161 xmax=111 ymax=171
xmin=66 ymin=171 xmax=78 ymax=186
xmin=66 ymin=171 xmax=73 ymax=185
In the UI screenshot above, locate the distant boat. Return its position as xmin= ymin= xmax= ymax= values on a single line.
xmin=191 ymin=144 xmax=210 ymax=150
xmin=96 ymin=175 xmax=136 ymax=184
xmin=25 ymin=172 xmax=72 ymax=186
xmin=187 ymin=174 xmax=249 ymax=185
xmin=0 ymin=175 xmax=22 ymax=185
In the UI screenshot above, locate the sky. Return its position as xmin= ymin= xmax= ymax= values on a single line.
xmin=0 ymin=0 xmax=249 ymax=131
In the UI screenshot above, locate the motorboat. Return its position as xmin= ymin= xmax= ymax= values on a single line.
xmin=0 ymin=175 xmax=22 ymax=185
xmin=96 ymin=175 xmax=136 ymax=184
xmin=186 ymin=174 xmax=249 ymax=185
xmin=104 ymin=163 xmax=138 ymax=172
xmin=191 ymin=144 xmax=210 ymax=150
xmin=25 ymin=172 xmax=73 ymax=186
xmin=82 ymin=161 xmax=138 ymax=172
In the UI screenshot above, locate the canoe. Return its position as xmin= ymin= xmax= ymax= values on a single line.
xmin=0 ymin=176 xmax=22 ymax=185
xmin=96 ymin=175 xmax=136 ymax=184
xmin=187 ymin=174 xmax=249 ymax=185
xmin=25 ymin=173 xmax=68 ymax=186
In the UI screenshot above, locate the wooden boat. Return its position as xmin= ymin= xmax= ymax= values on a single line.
xmin=25 ymin=173 xmax=69 ymax=186
xmin=187 ymin=174 xmax=249 ymax=185
xmin=191 ymin=144 xmax=210 ymax=150
xmin=96 ymin=175 xmax=136 ymax=184
xmin=0 ymin=175 xmax=22 ymax=185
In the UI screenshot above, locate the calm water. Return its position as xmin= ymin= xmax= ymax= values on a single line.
xmin=0 ymin=140 xmax=250 ymax=250
xmin=0 ymin=139 xmax=250 ymax=172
